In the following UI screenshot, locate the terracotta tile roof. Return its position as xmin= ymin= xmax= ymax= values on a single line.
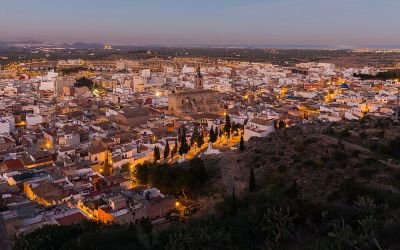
xmin=4 ymin=159 xmax=25 ymax=171
xmin=56 ymin=212 xmax=86 ymax=226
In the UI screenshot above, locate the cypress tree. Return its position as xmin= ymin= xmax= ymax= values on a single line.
xmin=239 ymin=135 xmax=245 ymax=152
xmin=153 ymin=146 xmax=160 ymax=162
xmin=209 ymin=126 xmax=215 ymax=143
xmin=190 ymin=127 xmax=199 ymax=147
xmin=224 ymin=114 xmax=231 ymax=138
xmin=197 ymin=131 xmax=205 ymax=148
xmin=279 ymin=120 xmax=286 ymax=129
xmin=164 ymin=140 xmax=170 ymax=159
xmin=179 ymin=127 xmax=190 ymax=156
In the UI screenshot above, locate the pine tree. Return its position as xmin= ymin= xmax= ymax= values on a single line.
xmin=239 ymin=135 xmax=245 ymax=152
xmin=249 ymin=167 xmax=256 ymax=192
xmin=164 ymin=140 xmax=170 ymax=159
xmin=153 ymin=146 xmax=160 ymax=162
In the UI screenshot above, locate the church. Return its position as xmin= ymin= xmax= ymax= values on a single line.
xmin=168 ymin=67 xmax=222 ymax=119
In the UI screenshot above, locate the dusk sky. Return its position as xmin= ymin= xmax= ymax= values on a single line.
xmin=1 ymin=0 xmax=399 ymax=47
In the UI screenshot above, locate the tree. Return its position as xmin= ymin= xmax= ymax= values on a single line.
xmin=134 ymin=163 xmax=151 ymax=184
xmin=75 ymin=77 xmax=95 ymax=89
xmin=209 ymin=125 xmax=216 ymax=143
xmin=224 ymin=114 xmax=231 ymax=138
xmin=197 ymin=131 xmax=205 ymax=148
xmin=164 ymin=140 xmax=170 ymax=159
xmin=171 ymin=140 xmax=178 ymax=158
xmin=120 ymin=163 xmax=130 ymax=173
xmin=190 ymin=127 xmax=199 ymax=147
xmin=139 ymin=217 xmax=153 ymax=235
xmin=103 ymin=163 xmax=113 ymax=176
xmin=215 ymin=126 xmax=219 ymax=141
xmin=231 ymin=121 xmax=236 ymax=135
xmin=249 ymin=167 xmax=256 ymax=192
xmin=153 ymin=146 xmax=161 ymax=162
xmin=279 ymin=120 xmax=286 ymax=129
xmin=240 ymin=135 xmax=245 ymax=152
xmin=179 ymin=127 xmax=190 ymax=156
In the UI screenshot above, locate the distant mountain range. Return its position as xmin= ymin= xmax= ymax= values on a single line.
xmin=0 ymin=40 xmax=105 ymax=49
xmin=0 ymin=40 xmax=399 ymax=50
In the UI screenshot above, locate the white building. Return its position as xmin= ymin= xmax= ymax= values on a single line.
xmin=0 ymin=119 xmax=11 ymax=134
xmin=244 ymin=117 xmax=275 ymax=141
xmin=26 ymin=114 xmax=43 ymax=127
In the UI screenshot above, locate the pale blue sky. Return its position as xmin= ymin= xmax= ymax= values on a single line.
xmin=0 ymin=0 xmax=399 ymax=46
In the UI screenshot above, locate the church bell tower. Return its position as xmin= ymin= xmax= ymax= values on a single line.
xmin=194 ymin=67 xmax=204 ymax=89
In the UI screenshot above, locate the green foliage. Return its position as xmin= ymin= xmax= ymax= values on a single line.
xmin=279 ymin=120 xmax=286 ymax=129
xmin=163 ymin=140 xmax=170 ymax=159
xmin=120 ymin=163 xmax=130 ymax=173
xmin=190 ymin=127 xmax=199 ymax=146
xmin=260 ymin=206 xmax=296 ymax=248
xmin=135 ymin=163 xmax=151 ymax=185
xmin=209 ymin=125 xmax=216 ymax=143
xmin=13 ymin=221 xmax=146 ymax=250
xmin=196 ymin=131 xmax=205 ymax=148
xmin=74 ymin=77 xmax=95 ymax=89
xmin=178 ymin=127 xmax=190 ymax=156
xmin=224 ymin=115 xmax=231 ymax=138
xmin=60 ymin=67 xmax=88 ymax=75
xmin=354 ymin=70 xmax=400 ymax=80
xmin=190 ymin=127 xmax=204 ymax=148
xmin=13 ymin=224 xmax=81 ymax=250
xmin=134 ymin=159 xmax=208 ymax=197
xmin=153 ymin=146 xmax=161 ymax=163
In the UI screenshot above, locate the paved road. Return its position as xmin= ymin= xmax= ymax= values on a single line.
xmin=0 ymin=214 xmax=11 ymax=250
